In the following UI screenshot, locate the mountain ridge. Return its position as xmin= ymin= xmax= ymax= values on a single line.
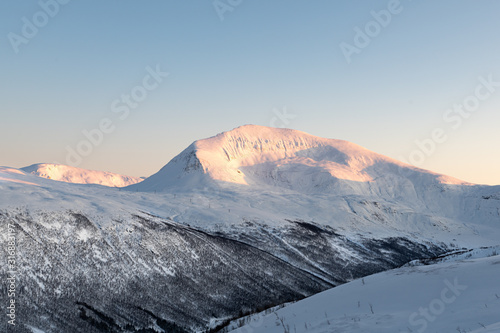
xmin=21 ymin=163 xmax=144 ymax=187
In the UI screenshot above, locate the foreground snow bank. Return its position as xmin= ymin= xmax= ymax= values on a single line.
xmin=228 ymin=250 xmax=500 ymax=333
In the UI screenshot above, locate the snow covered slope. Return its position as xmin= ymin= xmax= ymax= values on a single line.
xmin=0 ymin=125 xmax=499 ymax=332
xmin=228 ymin=248 xmax=500 ymax=333
xmin=125 ymin=125 xmax=500 ymax=248
xmin=21 ymin=163 xmax=144 ymax=187
xmin=128 ymin=124 xmax=467 ymax=193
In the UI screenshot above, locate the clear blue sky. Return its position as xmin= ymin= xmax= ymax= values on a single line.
xmin=1 ymin=0 xmax=499 ymax=184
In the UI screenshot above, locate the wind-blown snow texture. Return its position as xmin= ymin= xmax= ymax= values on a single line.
xmin=0 ymin=125 xmax=499 ymax=332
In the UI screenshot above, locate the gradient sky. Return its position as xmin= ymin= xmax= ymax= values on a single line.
xmin=1 ymin=0 xmax=499 ymax=185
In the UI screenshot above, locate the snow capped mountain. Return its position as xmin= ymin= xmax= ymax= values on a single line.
xmin=125 ymin=125 xmax=500 ymax=248
xmin=21 ymin=163 xmax=144 ymax=187
xmin=128 ymin=124 xmax=467 ymax=193
xmin=0 ymin=125 xmax=499 ymax=332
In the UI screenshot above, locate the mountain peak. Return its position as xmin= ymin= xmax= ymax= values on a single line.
xmin=128 ymin=125 xmax=467 ymax=193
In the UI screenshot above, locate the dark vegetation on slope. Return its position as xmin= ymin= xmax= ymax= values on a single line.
xmin=0 ymin=211 xmax=446 ymax=332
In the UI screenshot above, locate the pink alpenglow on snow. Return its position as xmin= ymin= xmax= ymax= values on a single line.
xmin=129 ymin=125 xmax=469 ymax=193
xmin=20 ymin=163 xmax=144 ymax=187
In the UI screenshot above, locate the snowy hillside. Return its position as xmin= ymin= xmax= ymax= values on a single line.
xmin=21 ymin=163 xmax=144 ymax=187
xmin=228 ymin=247 xmax=500 ymax=333
xmin=125 ymin=125 xmax=500 ymax=249
xmin=0 ymin=125 xmax=499 ymax=332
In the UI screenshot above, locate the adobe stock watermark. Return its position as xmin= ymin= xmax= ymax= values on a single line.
xmin=399 ymin=74 xmax=499 ymax=167
xmin=8 ymin=0 xmax=71 ymax=54
xmin=65 ymin=65 xmax=168 ymax=167
xmin=339 ymin=0 xmax=406 ymax=64
xmin=408 ymin=278 xmax=467 ymax=333
xmin=6 ymin=224 xmax=17 ymax=327
xmin=213 ymin=0 xmax=243 ymax=21
xmin=270 ymin=107 xmax=297 ymax=128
